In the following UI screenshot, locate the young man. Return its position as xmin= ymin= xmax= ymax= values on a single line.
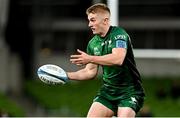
xmin=67 ymin=3 xmax=145 ymax=117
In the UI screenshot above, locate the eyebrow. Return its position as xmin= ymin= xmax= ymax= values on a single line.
xmin=88 ymin=16 xmax=95 ymax=20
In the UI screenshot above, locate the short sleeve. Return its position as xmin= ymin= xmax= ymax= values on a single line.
xmin=114 ymin=34 xmax=129 ymax=49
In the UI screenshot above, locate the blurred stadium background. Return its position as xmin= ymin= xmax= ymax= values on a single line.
xmin=0 ymin=0 xmax=180 ymax=117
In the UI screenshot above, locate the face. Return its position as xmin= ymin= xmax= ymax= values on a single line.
xmin=87 ymin=13 xmax=106 ymax=36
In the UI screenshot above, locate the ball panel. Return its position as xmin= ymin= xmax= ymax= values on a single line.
xmin=37 ymin=64 xmax=68 ymax=85
xmin=38 ymin=74 xmax=66 ymax=84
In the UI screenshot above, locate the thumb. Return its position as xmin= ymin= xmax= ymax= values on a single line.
xmin=77 ymin=49 xmax=84 ymax=54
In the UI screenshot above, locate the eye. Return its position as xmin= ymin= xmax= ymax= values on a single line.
xmin=90 ymin=18 xmax=96 ymax=22
xmin=92 ymin=20 xmax=95 ymax=22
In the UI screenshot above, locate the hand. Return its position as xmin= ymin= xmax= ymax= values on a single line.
xmin=70 ymin=49 xmax=92 ymax=66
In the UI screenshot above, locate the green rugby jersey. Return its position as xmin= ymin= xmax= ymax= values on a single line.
xmin=87 ymin=26 xmax=142 ymax=88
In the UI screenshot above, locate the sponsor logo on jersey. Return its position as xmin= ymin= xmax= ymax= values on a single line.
xmin=115 ymin=35 xmax=126 ymax=40
xmin=108 ymin=40 xmax=112 ymax=48
xmin=101 ymin=40 xmax=112 ymax=47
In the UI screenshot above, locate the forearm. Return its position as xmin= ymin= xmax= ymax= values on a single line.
xmin=90 ymin=53 xmax=123 ymax=66
xmin=67 ymin=69 xmax=93 ymax=80
xmin=90 ymin=48 xmax=126 ymax=66
xmin=67 ymin=63 xmax=98 ymax=80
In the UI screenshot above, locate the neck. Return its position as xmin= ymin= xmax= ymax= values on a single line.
xmin=100 ymin=25 xmax=111 ymax=37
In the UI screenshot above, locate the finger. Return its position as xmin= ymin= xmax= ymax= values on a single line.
xmin=70 ymin=58 xmax=82 ymax=62
xmin=76 ymin=64 xmax=84 ymax=66
xmin=70 ymin=55 xmax=81 ymax=58
xmin=70 ymin=60 xmax=84 ymax=65
xmin=71 ymin=60 xmax=80 ymax=64
xmin=72 ymin=61 xmax=83 ymax=65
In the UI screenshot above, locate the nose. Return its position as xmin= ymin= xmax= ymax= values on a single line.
xmin=88 ymin=22 xmax=92 ymax=27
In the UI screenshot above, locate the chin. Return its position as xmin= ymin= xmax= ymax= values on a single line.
xmin=92 ymin=32 xmax=96 ymax=34
xmin=92 ymin=31 xmax=99 ymax=35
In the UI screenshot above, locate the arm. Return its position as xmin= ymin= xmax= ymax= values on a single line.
xmin=67 ymin=63 xmax=98 ymax=80
xmin=90 ymin=48 xmax=126 ymax=66
xmin=70 ymin=48 xmax=126 ymax=66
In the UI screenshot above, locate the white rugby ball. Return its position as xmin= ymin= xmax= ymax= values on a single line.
xmin=37 ymin=64 xmax=68 ymax=84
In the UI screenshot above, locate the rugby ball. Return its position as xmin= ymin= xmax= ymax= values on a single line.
xmin=37 ymin=64 xmax=68 ymax=84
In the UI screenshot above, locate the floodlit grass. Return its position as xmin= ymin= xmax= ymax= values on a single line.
xmin=0 ymin=92 xmax=25 ymax=116
xmin=25 ymin=77 xmax=180 ymax=117
xmin=25 ymin=79 xmax=102 ymax=116
xmin=142 ymin=77 xmax=180 ymax=117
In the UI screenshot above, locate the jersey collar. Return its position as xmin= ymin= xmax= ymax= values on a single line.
xmin=99 ymin=26 xmax=113 ymax=41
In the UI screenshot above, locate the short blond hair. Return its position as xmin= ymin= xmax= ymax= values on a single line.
xmin=86 ymin=3 xmax=110 ymax=15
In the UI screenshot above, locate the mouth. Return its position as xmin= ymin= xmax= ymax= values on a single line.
xmin=91 ymin=27 xmax=95 ymax=31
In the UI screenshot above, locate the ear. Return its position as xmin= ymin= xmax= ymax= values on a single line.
xmin=103 ymin=18 xmax=109 ymax=25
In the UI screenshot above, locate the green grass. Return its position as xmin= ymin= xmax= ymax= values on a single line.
xmin=0 ymin=92 xmax=25 ymax=116
xmin=25 ymin=77 xmax=180 ymax=117
xmin=141 ymin=77 xmax=180 ymax=117
xmin=25 ymin=79 xmax=102 ymax=116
